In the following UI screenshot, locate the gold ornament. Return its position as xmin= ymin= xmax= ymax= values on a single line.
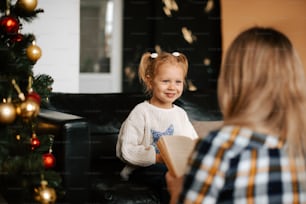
xmin=26 ymin=43 xmax=42 ymax=62
xmin=34 ymin=180 xmax=57 ymax=204
xmin=16 ymin=0 xmax=38 ymax=13
xmin=0 ymin=100 xmax=16 ymax=124
xmin=16 ymin=98 xmax=40 ymax=120
xmin=12 ymin=79 xmax=25 ymax=101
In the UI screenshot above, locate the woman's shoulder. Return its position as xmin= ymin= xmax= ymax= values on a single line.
xmin=203 ymin=125 xmax=281 ymax=150
xmin=196 ymin=126 xmax=254 ymax=160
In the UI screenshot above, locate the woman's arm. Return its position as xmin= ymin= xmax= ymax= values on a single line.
xmin=167 ymin=130 xmax=227 ymax=203
xmin=156 ymin=153 xmax=164 ymax=163
xmin=166 ymin=171 xmax=184 ymax=204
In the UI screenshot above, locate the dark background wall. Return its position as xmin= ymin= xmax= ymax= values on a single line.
xmin=122 ymin=0 xmax=222 ymax=93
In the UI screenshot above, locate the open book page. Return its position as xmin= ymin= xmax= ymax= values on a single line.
xmin=157 ymin=136 xmax=197 ymax=177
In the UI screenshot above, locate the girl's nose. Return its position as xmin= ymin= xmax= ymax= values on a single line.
xmin=168 ymin=82 xmax=175 ymax=89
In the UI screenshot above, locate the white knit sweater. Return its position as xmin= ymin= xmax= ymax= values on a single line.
xmin=116 ymin=101 xmax=198 ymax=178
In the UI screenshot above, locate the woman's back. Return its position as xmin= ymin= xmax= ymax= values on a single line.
xmin=182 ymin=125 xmax=306 ymax=203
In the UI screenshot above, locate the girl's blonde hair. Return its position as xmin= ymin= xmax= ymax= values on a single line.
xmin=218 ymin=26 xmax=306 ymax=162
xmin=138 ymin=51 xmax=188 ymax=95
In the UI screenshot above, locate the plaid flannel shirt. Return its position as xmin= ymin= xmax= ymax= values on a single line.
xmin=180 ymin=125 xmax=306 ymax=204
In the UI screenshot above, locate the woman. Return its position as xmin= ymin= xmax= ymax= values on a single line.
xmin=166 ymin=26 xmax=306 ymax=203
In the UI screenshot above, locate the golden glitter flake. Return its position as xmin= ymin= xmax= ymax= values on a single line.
xmin=203 ymin=58 xmax=211 ymax=66
xmin=187 ymin=80 xmax=197 ymax=92
xmin=181 ymin=27 xmax=197 ymax=44
xmin=162 ymin=0 xmax=178 ymax=17
xmin=204 ymin=0 xmax=214 ymax=13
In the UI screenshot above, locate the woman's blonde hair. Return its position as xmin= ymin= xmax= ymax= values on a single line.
xmin=218 ymin=26 xmax=306 ymax=161
xmin=138 ymin=51 xmax=188 ymax=95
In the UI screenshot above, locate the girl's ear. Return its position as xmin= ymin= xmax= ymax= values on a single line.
xmin=145 ymin=75 xmax=153 ymax=89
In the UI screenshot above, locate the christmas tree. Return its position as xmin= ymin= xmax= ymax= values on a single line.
xmin=0 ymin=0 xmax=62 ymax=203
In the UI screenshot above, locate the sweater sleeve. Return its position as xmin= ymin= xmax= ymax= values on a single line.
xmin=116 ymin=105 xmax=156 ymax=167
xmin=177 ymin=105 xmax=199 ymax=140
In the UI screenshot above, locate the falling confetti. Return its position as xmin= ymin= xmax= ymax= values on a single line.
xmin=187 ymin=80 xmax=198 ymax=91
xmin=204 ymin=0 xmax=214 ymax=13
xmin=203 ymin=57 xmax=211 ymax=66
xmin=181 ymin=27 xmax=197 ymax=44
xmin=162 ymin=0 xmax=179 ymax=16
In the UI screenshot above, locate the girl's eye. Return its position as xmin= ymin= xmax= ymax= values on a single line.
xmin=176 ymin=80 xmax=182 ymax=84
xmin=162 ymin=80 xmax=169 ymax=83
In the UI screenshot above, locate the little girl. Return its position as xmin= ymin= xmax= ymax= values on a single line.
xmin=116 ymin=51 xmax=198 ymax=203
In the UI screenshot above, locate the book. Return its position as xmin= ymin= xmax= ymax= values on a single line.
xmin=157 ymin=136 xmax=197 ymax=177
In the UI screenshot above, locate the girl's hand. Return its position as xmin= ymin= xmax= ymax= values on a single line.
xmin=165 ymin=171 xmax=184 ymax=204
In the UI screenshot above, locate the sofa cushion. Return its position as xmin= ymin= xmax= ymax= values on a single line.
xmin=192 ymin=120 xmax=223 ymax=138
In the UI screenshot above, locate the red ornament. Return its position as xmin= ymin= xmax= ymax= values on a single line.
xmin=27 ymin=92 xmax=41 ymax=105
xmin=0 ymin=16 xmax=20 ymax=35
xmin=10 ymin=33 xmax=23 ymax=43
xmin=31 ymin=137 xmax=40 ymax=150
xmin=43 ymin=153 xmax=56 ymax=169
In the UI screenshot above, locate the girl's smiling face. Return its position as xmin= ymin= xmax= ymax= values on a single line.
xmin=149 ymin=63 xmax=184 ymax=109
